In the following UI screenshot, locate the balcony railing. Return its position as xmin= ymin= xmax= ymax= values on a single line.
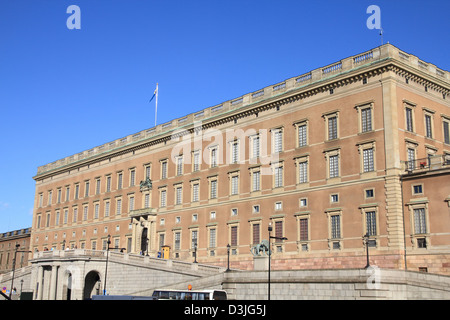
xmin=402 ymin=154 xmax=450 ymax=173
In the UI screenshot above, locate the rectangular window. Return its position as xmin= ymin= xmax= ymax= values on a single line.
xmin=75 ymin=184 xmax=79 ymax=199
xmin=94 ymin=203 xmax=99 ymax=219
xmin=273 ymin=129 xmax=283 ymax=153
xmin=191 ymin=230 xmax=198 ymax=248
xmin=407 ymin=148 xmax=415 ymax=171
xmin=193 ymin=152 xmax=200 ymax=172
xmin=176 ymin=156 xmax=183 ymax=176
xmin=96 ymin=179 xmax=101 ymax=195
xmin=298 ymin=161 xmax=308 ymax=183
xmin=116 ymin=199 xmax=122 ymax=215
xmin=252 ymin=135 xmax=260 ymax=158
xmin=210 ymin=179 xmax=217 ymax=199
xmin=175 ymin=232 xmax=181 ymax=250
xmin=176 ymin=186 xmax=182 ymax=205
xmin=252 ymin=224 xmax=260 ymax=244
xmin=209 ymin=229 xmax=216 ymax=248
xmin=159 ymin=234 xmax=165 ymax=250
xmin=425 ymin=114 xmax=432 ymax=138
xmin=144 ymin=193 xmax=150 ymax=208
xmin=211 ymin=148 xmax=218 ymax=167
xmin=231 ymin=141 xmax=239 ymax=164
xmin=406 ymin=107 xmax=414 ymax=132
xmin=274 ymin=166 xmax=283 ymax=188
xmin=145 ymin=165 xmax=151 ymax=179
xmin=331 ymin=215 xmax=341 ymax=239
xmin=230 ymin=226 xmax=238 ymax=247
xmin=85 ymin=181 xmax=90 ymax=197
xmin=161 ymin=160 xmax=168 ymax=179
xmin=328 ymin=116 xmax=338 ymax=140
xmin=130 ymin=169 xmax=136 ymax=186
xmin=413 ymin=184 xmax=423 ymax=194
xmin=275 ymin=221 xmax=283 ymax=239
xmin=363 ymin=148 xmax=375 ymax=172
xmin=160 ymin=190 xmax=167 ymax=207
xmin=231 ymin=175 xmax=239 ymax=195
xmin=252 ymin=171 xmax=260 ymax=191
xmin=106 ymin=176 xmax=111 ymax=192
xmin=414 ymin=208 xmax=427 ymax=234
xmin=361 ymin=107 xmax=372 ymax=132
xmin=83 ymin=206 xmax=88 ymax=221
xmin=192 ymin=183 xmax=199 ymax=202
xmin=129 ymin=196 xmax=135 ymax=211
xmin=299 ymin=218 xmax=308 ymax=241
xmin=443 ymin=120 xmax=450 ymax=144
xmin=105 ymin=201 xmax=110 ymax=217
xmin=329 ymin=155 xmax=339 ymax=178
xmin=298 ymin=124 xmax=307 ymax=147
xmin=365 ymin=211 xmax=377 ymax=236
xmin=117 ymin=173 xmax=123 ymax=190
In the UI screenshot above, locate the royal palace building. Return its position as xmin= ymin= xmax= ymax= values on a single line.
xmin=31 ymin=44 xmax=450 ymax=275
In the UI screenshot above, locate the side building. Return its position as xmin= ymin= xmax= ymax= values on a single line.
xmin=0 ymin=228 xmax=31 ymax=274
xmin=31 ymin=44 xmax=450 ymax=275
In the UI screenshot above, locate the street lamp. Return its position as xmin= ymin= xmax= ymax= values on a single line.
xmin=103 ymin=234 xmax=111 ymax=295
xmin=268 ymin=222 xmax=287 ymax=300
xmin=226 ymin=244 xmax=231 ymax=272
xmin=363 ymin=233 xmax=371 ymax=269
xmin=10 ymin=244 xmax=31 ymax=299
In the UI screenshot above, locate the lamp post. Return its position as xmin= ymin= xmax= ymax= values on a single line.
xmin=363 ymin=233 xmax=371 ymax=269
xmin=9 ymin=244 xmax=20 ymax=299
xmin=103 ymin=234 xmax=111 ymax=295
xmin=268 ymin=222 xmax=287 ymax=300
xmin=226 ymin=244 xmax=230 ymax=272
xmin=10 ymin=244 xmax=31 ymax=299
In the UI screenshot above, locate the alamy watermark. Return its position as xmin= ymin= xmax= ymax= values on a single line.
xmin=169 ymin=121 xmax=278 ymax=175
xmin=66 ymin=5 xmax=81 ymax=30
xmin=366 ymin=265 xmax=381 ymax=289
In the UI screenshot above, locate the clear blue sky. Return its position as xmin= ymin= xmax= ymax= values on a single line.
xmin=0 ymin=0 xmax=449 ymax=232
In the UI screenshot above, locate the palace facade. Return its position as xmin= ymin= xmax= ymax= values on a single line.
xmin=31 ymin=44 xmax=450 ymax=275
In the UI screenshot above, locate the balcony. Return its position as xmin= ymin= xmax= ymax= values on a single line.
xmin=402 ymin=154 xmax=450 ymax=174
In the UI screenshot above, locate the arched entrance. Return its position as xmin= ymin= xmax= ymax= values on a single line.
xmin=83 ymin=271 xmax=101 ymax=300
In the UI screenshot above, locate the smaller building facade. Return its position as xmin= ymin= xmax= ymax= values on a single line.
xmin=0 ymin=228 xmax=31 ymax=274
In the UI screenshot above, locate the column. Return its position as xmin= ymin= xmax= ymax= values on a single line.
xmin=36 ymin=266 xmax=44 ymax=300
xmin=381 ymin=75 xmax=406 ymax=254
xmin=49 ymin=265 xmax=59 ymax=300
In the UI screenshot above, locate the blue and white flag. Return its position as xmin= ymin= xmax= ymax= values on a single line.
xmin=149 ymin=84 xmax=158 ymax=103
xmin=150 ymin=83 xmax=159 ymax=126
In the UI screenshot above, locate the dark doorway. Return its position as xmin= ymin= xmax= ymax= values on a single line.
xmin=66 ymin=273 xmax=72 ymax=300
xmin=83 ymin=271 xmax=101 ymax=300
xmin=141 ymin=227 xmax=148 ymax=254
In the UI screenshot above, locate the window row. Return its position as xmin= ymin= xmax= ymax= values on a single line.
xmin=404 ymin=102 xmax=450 ymax=144
xmin=38 ymin=143 xmax=380 ymax=210
xmin=36 ymin=195 xmax=137 ymax=228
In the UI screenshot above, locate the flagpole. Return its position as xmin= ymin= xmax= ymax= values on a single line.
xmin=154 ymin=83 xmax=158 ymax=127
